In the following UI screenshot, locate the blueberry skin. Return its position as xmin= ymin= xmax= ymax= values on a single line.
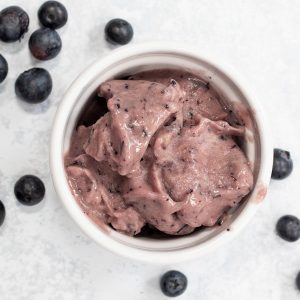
xmin=15 ymin=68 xmax=52 ymax=103
xmin=105 ymin=18 xmax=133 ymax=45
xmin=276 ymin=215 xmax=300 ymax=242
xmin=160 ymin=270 xmax=188 ymax=297
xmin=272 ymin=148 xmax=293 ymax=180
xmin=296 ymin=272 xmax=300 ymax=291
xmin=0 ymin=200 xmax=5 ymax=227
xmin=0 ymin=54 xmax=8 ymax=83
xmin=29 ymin=28 xmax=62 ymax=61
xmin=14 ymin=175 xmax=45 ymax=206
xmin=0 ymin=6 xmax=29 ymax=42
xmin=38 ymin=1 xmax=68 ymax=29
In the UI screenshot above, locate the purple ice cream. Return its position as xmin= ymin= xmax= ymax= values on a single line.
xmin=65 ymin=69 xmax=254 ymax=236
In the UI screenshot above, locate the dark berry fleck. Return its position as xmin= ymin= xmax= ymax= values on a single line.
xmin=271 ymin=148 xmax=293 ymax=180
xmin=142 ymin=129 xmax=148 ymax=137
xmin=170 ymin=79 xmax=176 ymax=86
xmin=0 ymin=54 xmax=8 ymax=83
xmin=38 ymin=1 xmax=68 ymax=29
xmin=296 ymin=272 xmax=300 ymax=291
xmin=276 ymin=215 xmax=300 ymax=242
xmin=160 ymin=270 xmax=187 ymax=297
xmin=15 ymin=68 xmax=52 ymax=103
xmin=0 ymin=6 xmax=29 ymax=42
xmin=105 ymin=18 xmax=133 ymax=45
xmin=29 ymin=28 xmax=62 ymax=60
xmin=230 ymin=175 xmax=237 ymax=181
xmin=14 ymin=175 xmax=45 ymax=206
xmin=0 ymin=200 xmax=5 ymax=227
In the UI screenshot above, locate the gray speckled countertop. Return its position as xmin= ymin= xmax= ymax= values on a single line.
xmin=0 ymin=0 xmax=300 ymax=299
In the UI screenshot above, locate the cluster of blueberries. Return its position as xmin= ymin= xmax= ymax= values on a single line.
xmin=0 ymin=2 xmax=68 ymax=102
xmin=0 ymin=2 xmax=299 ymax=298
xmin=0 ymin=3 xmax=68 ymax=226
xmin=0 ymin=2 xmax=133 ymax=102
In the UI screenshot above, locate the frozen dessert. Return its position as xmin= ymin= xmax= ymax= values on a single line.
xmin=65 ymin=69 xmax=254 ymax=236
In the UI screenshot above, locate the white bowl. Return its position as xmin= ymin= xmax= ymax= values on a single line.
xmin=50 ymin=43 xmax=273 ymax=264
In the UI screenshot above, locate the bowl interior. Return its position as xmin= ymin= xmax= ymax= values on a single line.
xmin=61 ymin=50 xmax=260 ymax=252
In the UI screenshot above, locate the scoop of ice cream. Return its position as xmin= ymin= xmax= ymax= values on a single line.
xmin=65 ymin=69 xmax=254 ymax=236
xmin=84 ymin=79 xmax=183 ymax=176
xmin=152 ymin=117 xmax=252 ymax=227
xmin=120 ymin=116 xmax=252 ymax=234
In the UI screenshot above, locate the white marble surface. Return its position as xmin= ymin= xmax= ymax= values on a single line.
xmin=0 ymin=0 xmax=300 ymax=299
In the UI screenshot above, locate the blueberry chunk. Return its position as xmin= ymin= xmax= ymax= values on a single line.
xmin=0 ymin=54 xmax=8 ymax=83
xmin=29 ymin=28 xmax=62 ymax=60
xmin=0 ymin=6 xmax=29 ymax=42
xmin=160 ymin=270 xmax=188 ymax=297
xmin=276 ymin=215 xmax=300 ymax=242
xmin=15 ymin=68 xmax=52 ymax=103
xmin=38 ymin=1 xmax=68 ymax=29
xmin=0 ymin=200 xmax=5 ymax=227
xmin=14 ymin=175 xmax=45 ymax=206
xmin=272 ymin=148 xmax=293 ymax=180
xmin=105 ymin=18 xmax=133 ymax=45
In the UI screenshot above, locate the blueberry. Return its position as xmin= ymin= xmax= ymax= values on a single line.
xmin=296 ymin=272 xmax=300 ymax=291
xmin=0 ymin=200 xmax=5 ymax=227
xmin=14 ymin=175 xmax=45 ymax=206
xmin=29 ymin=28 xmax=62 ymax=60
xmin=0 ymin=6 xmax=29 ymax=42
xmin=160 ymin=270 xmax=188 ymax=297
xmin=272 ymin=148 xmax=293 ymax=180
xmin=38 ymin=1 xmax=68 ymax=29
xmin=15 ymin=68 xmax=52 ymax=103
xmin=276 ymin=215 xmax=300 ymax=242
xmin=0 ymin=54 xmax=8 ymax=83
xmin=105 ymin=18 xmax=133 ymax=45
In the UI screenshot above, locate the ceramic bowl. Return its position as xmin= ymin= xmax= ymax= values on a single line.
xmin=50 ymin=43 xmax=272 ymax=264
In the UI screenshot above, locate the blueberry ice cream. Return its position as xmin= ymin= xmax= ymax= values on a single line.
xmin=65 ymin=69 xmax=254 ymax=236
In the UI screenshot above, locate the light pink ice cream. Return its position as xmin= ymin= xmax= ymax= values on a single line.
xmin=65 ymin=69 xmax=254 ymax=236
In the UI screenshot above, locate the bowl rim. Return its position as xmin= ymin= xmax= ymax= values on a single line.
xmin=50 ymin=42 xmax=273 ymax=264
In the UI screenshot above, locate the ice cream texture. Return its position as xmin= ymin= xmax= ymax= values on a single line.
xmin=65 ymin=69 xmax=254 ymax=236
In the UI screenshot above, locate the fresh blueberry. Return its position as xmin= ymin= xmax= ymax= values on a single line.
xmin=14 ymin=175 xmax=45 ymax=206
xmin=38 ymin=1 xmax=68 ymax=30
xmin=296 ymin=272 xmax=300 ymax=291
xmin=276 ymin=215 xmax=300 ymax=242
xmin=29 ymin=28 xmax=62 ymax=60
xmin=0 ymin=6 xmax=29 ymax=42
xmin=160 ymin=270 xmax=188 ymax=297
xmin=105 ymin=18 xmax=133 ymax=45
xmin=0 ymin=200 xmax=5 ymax=227
xmin=0 ymin=54 xmax=8 ymax=83
xmin=15 ymin=68 xmax=52 ymax=103
xmin=272 ymin=148 xmax=293 ymax=180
